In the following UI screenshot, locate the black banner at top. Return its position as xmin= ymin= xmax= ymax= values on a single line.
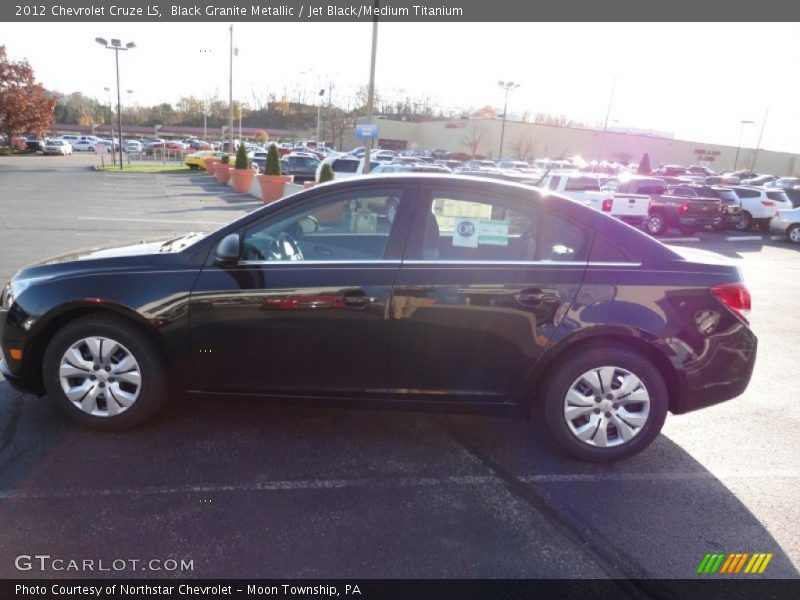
xmin=3 ymin=0 xmax=800 ymax=22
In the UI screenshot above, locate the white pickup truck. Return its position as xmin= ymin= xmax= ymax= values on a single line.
xmin=540 ymin=173 xmax=649 ymax=226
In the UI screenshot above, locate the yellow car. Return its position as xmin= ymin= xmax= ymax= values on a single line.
xmin=185 ymin=150 xmax=227 ymax=170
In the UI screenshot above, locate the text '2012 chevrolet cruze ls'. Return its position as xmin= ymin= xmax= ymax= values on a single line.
xmin=0 ymin=175 xmax=756 ymax=462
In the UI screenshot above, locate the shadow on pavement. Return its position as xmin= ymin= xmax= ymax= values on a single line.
xmin=0 ymin=382 xmax=795 ymax=580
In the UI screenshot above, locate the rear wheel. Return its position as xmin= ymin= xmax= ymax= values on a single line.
xmin=787 ymin=224 xmax=800 ymax=244
xmin=43 ymin=315 xmax=167 ymax=430
xmin=734 ymin=211 xmax=753 ymax=231
xmin=540 ymin=347 xmax=668 ymax=462
xmin=646 ymin=212 xmax=668 ymax=236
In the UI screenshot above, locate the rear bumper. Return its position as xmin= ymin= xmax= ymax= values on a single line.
xmin=678 ymin=215 xmax=722 ymax=228
xmin=670 ymin=325 xmax=757 ymax=415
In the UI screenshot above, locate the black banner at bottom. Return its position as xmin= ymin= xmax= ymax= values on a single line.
xmin=2 ymin=579 xmax=800 ymax=600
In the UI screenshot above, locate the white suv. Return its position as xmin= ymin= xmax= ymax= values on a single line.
xmin=729 ymin=186 xmax=793 ymax=231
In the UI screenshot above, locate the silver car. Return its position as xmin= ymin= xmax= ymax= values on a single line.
xmin=770 ymin=207 xmax=800 ymax=243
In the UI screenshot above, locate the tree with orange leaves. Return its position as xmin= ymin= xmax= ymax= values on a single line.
xmin=0 ymin=46 xmax=56 ymax=144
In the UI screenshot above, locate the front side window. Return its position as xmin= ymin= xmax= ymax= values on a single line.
xmin=242 ymin=187 xmax=405 ymax=262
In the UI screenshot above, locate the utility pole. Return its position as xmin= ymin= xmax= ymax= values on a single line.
xmin=228 ymin=24 xmax=234 ymax=153
xmin=599 ymin=75 xmax=616 ymax=166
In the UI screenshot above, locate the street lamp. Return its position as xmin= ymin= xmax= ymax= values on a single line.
xmin=316 ymin=88 xmax=325 ymax=143
xmin=95 ymin=37 xmax=135 ymax=170
xmin=733 ymin=119 xmax=754 ymax=171
xmin=497 ymin=81 xmax=520 ymax=160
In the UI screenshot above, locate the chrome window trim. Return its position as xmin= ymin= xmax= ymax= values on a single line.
xmin=236 ymin=260 xmax=402 ymax=267
xmin=399 ymin=260 xmax=642 ymax=267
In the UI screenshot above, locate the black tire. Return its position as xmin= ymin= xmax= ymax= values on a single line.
xmin=678 ymin=226 xmax=697 ymax=236
xmin=733 ymin=211 xmax=752 ymax=231
xmin=540 ymin=346 xmax=669 ymax=463
xmin=646 ymin=212 xmax=668 ymax=236
xmin=42 ymin=315 xmax=167 ymax=430
xmin=787 ymin=224 xmax=800 ymax=244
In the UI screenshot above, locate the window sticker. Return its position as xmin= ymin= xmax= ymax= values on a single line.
xmin=477 ymin=219 xmax=509 ymax=246
xmin=452 ymin=218 xmax=509 ymax=247
xmin=453 ymin=218 xmax=479 ymax=248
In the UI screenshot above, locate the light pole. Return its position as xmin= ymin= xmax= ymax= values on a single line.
xmin=497 ymin=81 xmax=519 ymax=160
xmin=733 ymin=119 xmax=754 ymax=171
xmin=363 ymin=2 xmax=379 ymax=175
xmin=95 ymin=37 xmax=135 ymax=170
xmin=750 ymin=108 xmax=769 ymax=172
xmin=316 ymin=88 xmax=325 ymax=143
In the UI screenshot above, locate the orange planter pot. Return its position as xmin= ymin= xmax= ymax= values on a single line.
xmin=214 ymin=162 xmax=231 ymax=184
xmin=258 ymin=174 xmax=294 ymax=204
xmin=204 ymin=158 xmax=219 ymax=174
xmin=230 ymin=168 xmax=256 ymax=194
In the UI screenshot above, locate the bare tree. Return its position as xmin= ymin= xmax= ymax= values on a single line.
xmin=509 ymin=133 xmax=538 ymax=162
xmin=461 ymin=121 xmax=492 ymax=158
xmin=324 ymin=117 xmax=355 ymax=150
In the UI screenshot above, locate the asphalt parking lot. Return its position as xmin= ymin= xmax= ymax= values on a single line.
xmin=0 ymin=153 xmax=798 ymax=582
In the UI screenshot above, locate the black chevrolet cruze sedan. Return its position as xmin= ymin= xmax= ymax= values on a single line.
xmin=0 ymin=175 xmax=756 ymax=462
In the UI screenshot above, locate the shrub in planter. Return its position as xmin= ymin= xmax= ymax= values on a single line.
xmin=318 ymin=163 xmax=335 ymax=183
xmin=214 ymin=154 xmax=232 ymax=184
xmin=230 ymin=144 xmax=255 ymax=193
xmin=258 ymin=143 xmax=293 ymax=204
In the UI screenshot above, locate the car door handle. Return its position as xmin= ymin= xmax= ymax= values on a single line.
xmin=340 ymin=290 xmax=374 ymax=310
xmin=514 ymin=289 xmax=559 ymax=308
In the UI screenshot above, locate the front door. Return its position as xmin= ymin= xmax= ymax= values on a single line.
xmin=190 ymin=184 xmax=415 ymax=396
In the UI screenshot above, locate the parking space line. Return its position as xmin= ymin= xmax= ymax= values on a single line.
xmin=1 ymin=470 xmax=797 ymax=501
xmin=660 ymin=237 xmax=700 ymax=243
xmin=725 ymin=235 xmax=763 ymax=242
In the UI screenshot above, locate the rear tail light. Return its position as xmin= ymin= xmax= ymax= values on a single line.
xmin=761 ymin=201 xmax=775 ymax=207
xmin=601 ymin=198 xmax=613 ymax=212
xmin=711 ymin=282 xmax=751 ymax=325
xmin=678 ymin=202 xmax=689 ymax=215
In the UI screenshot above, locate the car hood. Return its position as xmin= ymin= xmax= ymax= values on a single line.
xmin=10 ymin=235 xmax=201 ymax=284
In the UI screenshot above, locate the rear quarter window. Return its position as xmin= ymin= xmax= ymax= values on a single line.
xmin=590 ymin=234 xmax=631 ymax=262
xmin=766 ymin=191 xmax=790 ymax=202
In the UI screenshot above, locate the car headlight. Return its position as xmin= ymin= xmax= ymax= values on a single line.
xmin=1 ymin=282 xmax=13 ymax=309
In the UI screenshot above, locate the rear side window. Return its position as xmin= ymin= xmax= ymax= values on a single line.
xmin=766 ymin=191 xmax=790 ymax=202
xmin=565 ymin=177 xmax=601 ymax=192
xmin=424 ymin=189 xmax=540 ymax=261
xmin=735 ymin=188 xmax=760 ymax=198
xmin=332 ymin=159 xmax=359 ymax=173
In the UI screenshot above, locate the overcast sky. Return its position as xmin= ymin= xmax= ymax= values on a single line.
xmin=3 ymin=22 xmax=799 ymax=153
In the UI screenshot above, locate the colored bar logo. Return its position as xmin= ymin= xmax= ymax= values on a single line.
xmin=696 ymin=552 xmax=773 ymax=574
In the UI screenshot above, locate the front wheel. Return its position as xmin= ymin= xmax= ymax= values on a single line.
xmin=787 ymin=224 xmax=800 ymax=244
xmin=540 ymin=347 xmax=668 ymax=462
xmin=43 ymin=315 xmax=167 ymax=430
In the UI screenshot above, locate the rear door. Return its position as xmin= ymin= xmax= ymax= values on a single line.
xmin=387 ymin=182 xmax=590 ymax=402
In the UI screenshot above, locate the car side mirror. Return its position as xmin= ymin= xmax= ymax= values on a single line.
xmin=215 ymin=233 xmax=241 ymax=265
